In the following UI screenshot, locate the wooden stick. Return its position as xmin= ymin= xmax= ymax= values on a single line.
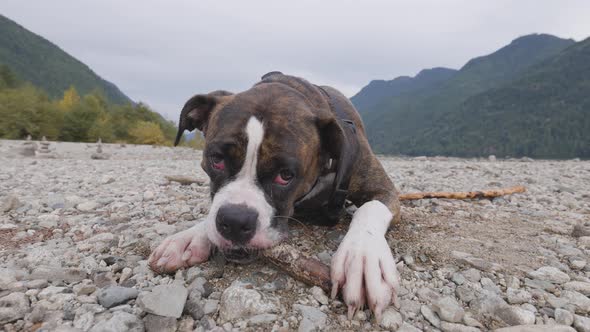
xmin=164 ymin=175 xmax=205 ymax=186
xmin=399 ymin=185 xmax=526 ymax=201
xmin=261 ymin=243 xmax=331 ymax=292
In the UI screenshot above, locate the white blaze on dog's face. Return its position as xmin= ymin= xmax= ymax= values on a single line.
xmin=180 ymin=85 xmax=328 ymax=259
xmin=205 ymin=117 xmax=283 ymax=250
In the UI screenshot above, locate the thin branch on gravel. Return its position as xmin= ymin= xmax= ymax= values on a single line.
xmin=164 ymin=175 xmax=206 ymax=186
xmin=261 ymin=185 xmax=526 ymax=290
xmin=399 ymin=185 xmax=526 ymax=201
xmin=260 ymin=243 xmax=332 ymax=292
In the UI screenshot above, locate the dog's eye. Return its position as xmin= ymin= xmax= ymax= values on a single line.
xmin=211 ymin=154 xmax=225 ymax=170
xmin=273 ymin=169 xmax=294 ymax=186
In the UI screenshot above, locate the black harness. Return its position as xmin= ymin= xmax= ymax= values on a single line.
xmin=293 ymin=86 xmax=360 ymax=223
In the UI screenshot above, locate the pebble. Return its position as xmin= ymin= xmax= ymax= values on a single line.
xmin=440 ymin=321 xmax=481 ymax=332
xmin=495 ymin=325 xmax=576 ymax=332
xmin=188 ymin=277 xmax=213 ymax=298
xmin=247 ymin=313 xmax=279 ymax=326
xmin=462 ymin=269 xmax=482 ymax=283
xmin=495 ymin=305 xmax=536 ymax=326
xmin=469 ymin=292 xmax=507 ymax=316
xmin=506 ymin=288 xmax=532 ymax=304
xmin=432 ymin=296 xmax=465 ymax=323
xmin=562 ymin=281 xmax=590 ymax=296
xmin=97 ymin=286 xmax=138 ymax=308
xmin=574 ymin=315 xmax=590 ymax=332
xmin=184 ymin=287 xmax=204 ymax=320
xmin=77 ymin=201 xmax=100 ymax=212
xmin=89 ymin=311 xmax=144 ymax=332
xmin=421 ymin=305 xmax=441 ymax=328
xmin=203 ymin=299 xmax=219 ymax=315
xmin=137 ymin=284 xmax=188 ymax=318
xmin=310 ymin=286 xmax=329 ymax=305
xmin=380 ymin=307 xmax=403 ymax=330
xmin=218 ymin=281 xmax=279 ymax=321
xmin=0 ymin=292 xmax=30 ymax=325
xmin=451 ymin=272 xmax=466 ymax=285
xmin=25 ymin=279 xmax=48 ymax=289
xmin=143 ymin=314 xmax=177 ymax=332
xmin=294 ymin=304 xmax=327 ymax=332
xmin=560 ymin=290 xmax=590 ymax=314
xmin=527 ymin=266 xmax=570 ymax=284
xmin=397 ymin=322 xmax=422 ymax=332
xmin=554 ymin=308 xmax=574 ymax=326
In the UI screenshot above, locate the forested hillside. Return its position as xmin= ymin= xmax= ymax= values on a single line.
xmin=352 ymin=34 xmax=587 ymax=158
xmin=0 ymin=14 xmax=131 ymax=104
xmin=409 ymin=37 xmax=590 ymax=158
xmin=0 ymin=64 xmax=177 ymax=145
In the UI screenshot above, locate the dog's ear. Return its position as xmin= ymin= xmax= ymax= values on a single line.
xmin=317 ymin=116 xmax=359 ymax=213
xmin=175 ymin=91 xmax=232 ymax=146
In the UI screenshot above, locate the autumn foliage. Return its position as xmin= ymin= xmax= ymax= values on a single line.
xmin=0 ymin=65 xmax=180 ymax=146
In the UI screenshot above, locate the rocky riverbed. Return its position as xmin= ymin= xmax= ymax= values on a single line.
xmin=1 ymin=139 xmax=589 ymax=332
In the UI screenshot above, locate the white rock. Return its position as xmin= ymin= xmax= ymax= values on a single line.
xmin=89 ymin=311 xmax=144 ymax=332
xmin=506 ymin=288 xmax=532 ymax=304
xmin=440 ymin=321 xmax=481 ymax=332
xmin=574 ymin=315 xmax=590 ymax=332
xmin=495 ymin=325 xmax=575 ymax=332
xmin=77 ymin=201 xmax=100 ymax=212
xmin=143 ymin=191 xmax=155 ymax=201
xmin=293 ymin=304 xmax=327 ymax=332
xmin=0 ymin=292 xmax=30 ymax=325
xmin=554 ymin=308 xmax=574 ymax=326
xmin=310 ymin=286 xmax=329 ymax=305
xmin=397 ymin=322 xmax=422 ymax=332
xmin=218 ymin=281 xmax=279 ymax=321
xmin=561 ymin=290 xmax=590 ymax=314
xmin=421 ymin=305 xmax=441 ymax=328
xmin=563 ymin=281 xmax=590 ymax=296
xmin=527 ymin=266 xmax=570 ymax=284
xmin=432 ymin=296 xmax=465 ymax=323
xmin=137 ymin=284 xmax=188 ymax=318
xmin=495 ymin=305 xmax=535 ymax=326
xmin=380 ymin=307 xmax=402 ymax=330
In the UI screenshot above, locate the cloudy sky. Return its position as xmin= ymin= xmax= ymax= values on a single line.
xmin=3 ymin=1 xmax=590 ymax=120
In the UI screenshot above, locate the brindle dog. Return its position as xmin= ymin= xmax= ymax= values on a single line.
xmin=149 ymin=72 xmax=401 ymax=321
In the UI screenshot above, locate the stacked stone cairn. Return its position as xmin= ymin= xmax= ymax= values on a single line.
xmin=35 ymin=136 xmax=56 ymax=159
xmin=91 ymin=138 xmax=109 ymax=160
xmin=20 ymin=135 xmax=37 ymax=157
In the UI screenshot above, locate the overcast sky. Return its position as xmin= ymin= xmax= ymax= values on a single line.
xmin=2 ymin=1 xmax=590 ymax=121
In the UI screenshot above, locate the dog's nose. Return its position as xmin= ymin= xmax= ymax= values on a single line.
xmin=216 ymin=204 xmax=258 ymax=244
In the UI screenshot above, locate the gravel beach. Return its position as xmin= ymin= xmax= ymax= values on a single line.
xmin=1 ymin=139 xmax=589 ymax=332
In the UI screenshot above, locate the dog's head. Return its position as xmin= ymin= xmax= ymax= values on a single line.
xmin=175 ymin=73 xmax=356 ymax=259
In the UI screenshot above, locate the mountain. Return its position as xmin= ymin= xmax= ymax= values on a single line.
xmin=0 ymin=14 xmax=132 ymax=104
xmin=410 ymin=37 xmax=590 ymax=158
xmin=350 ymin=67 xmax=457 ymax=112
xmin=355 ymin=34 xmax=578 ymax=157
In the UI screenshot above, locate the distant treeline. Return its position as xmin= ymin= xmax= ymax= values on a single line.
xmin=0 ymin=64 xmax=201 ymax=147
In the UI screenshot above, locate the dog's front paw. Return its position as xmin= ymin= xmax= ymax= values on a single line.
xmin=330 ymin=232 xmax=400 ymax=322
xmin=148 ymin=222 xmax=212 ymax=274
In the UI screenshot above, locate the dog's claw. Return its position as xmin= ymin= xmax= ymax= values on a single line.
xmin=156 ymin=257 xmax=168 ymax=267
xmin=347 ymin=305 xmax=357 ymax=320
xmin=330 ymin=231 xmax=401 ymax=323
xmin=181 ymin=248 xmax=192 ymax=261
xmin=331 ymin=283 xmax=339 ymax=300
